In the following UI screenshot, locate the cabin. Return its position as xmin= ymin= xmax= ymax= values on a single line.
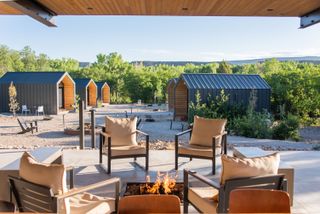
xmin=0 ymin=72 xmax=75 ymax=115
xmin=96 ymin=82 xmax=110 ymax=104
xmin=74 ymin=79 xmax=97 ymax=109
xmin=167 ymin=78 xmax=178 ymax=111
xmin=174 ymin=73 xmax=271 ymax=120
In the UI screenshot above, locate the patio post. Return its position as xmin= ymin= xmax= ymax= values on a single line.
xmin=90 ymin=109 xmax=96 ymax=148
xmin=79 ymin=100 xmax=84 ymax=149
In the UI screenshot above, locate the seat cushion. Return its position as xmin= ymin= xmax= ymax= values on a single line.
xmin=105 ymin=116 xmax=137 ymax=146
xmin=220 ymin=153 xmax=280 ymax=185
xmin=188 ymin=186 xmax=218 ymax=213
xmin=190 ymin=116 xmax=226 ymax=147
xmin=109 ymin=145 xmax=146 ymax=157
xmin=178 ymin=144 xmax=221 ymax=158
xmin=70 ymin=192 xmax=115 ymax=214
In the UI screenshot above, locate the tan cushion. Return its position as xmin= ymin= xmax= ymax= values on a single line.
xmin=220 ymin=153 xmax=280 ymax=185
xmin=188 ymin=187 xmax=218 ymax=213
xmin=178 ymin=144 xmax=221 ymax=158
xmin=109 ymin=145 xmax=146 ymax=157
xmin=190 ymin=116 xmax=226 ymax=147
xmin=19 ymin=152 xmax=69 ymax=213
xmin=70 ymin=192 xmax=115 ymax=214
xmin=105 ymin=116 xmax=137 ymax=146
xmin=19 ymin=152 xmax=67 ymax=195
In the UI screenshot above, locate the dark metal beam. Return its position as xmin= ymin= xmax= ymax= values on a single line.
xmin=300 ymin=8 xmax=320 ymax=29
xmin=2 ymin=0 xmax=57 ymax=27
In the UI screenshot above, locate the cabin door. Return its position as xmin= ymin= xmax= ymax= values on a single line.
xmin=58 ymin=86 xmax=64 ymax=108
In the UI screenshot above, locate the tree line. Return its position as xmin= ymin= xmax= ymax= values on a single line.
xmin=1 ymin=45 xmax=320 ymax=125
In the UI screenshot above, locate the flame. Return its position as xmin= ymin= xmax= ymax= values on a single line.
xmin=145 ymin=171 xmax=177 ymax=194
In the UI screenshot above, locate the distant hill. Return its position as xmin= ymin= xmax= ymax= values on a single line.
xmin=131 ymin=56 xmax=320 ymax=66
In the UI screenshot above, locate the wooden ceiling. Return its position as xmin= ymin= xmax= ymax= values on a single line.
xmin=1 ymin=0 xmax=320 ymax=17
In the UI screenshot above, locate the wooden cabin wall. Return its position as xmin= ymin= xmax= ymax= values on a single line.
xmin=102 ymin=85 xmax=110 ymax=103
xmin=61 ymin=76 xmax=75 ymax=110
xmin=88 ymin=82 xmax=97 ymax=106
xmin=174 ymin=80 xmax=188 ymax=120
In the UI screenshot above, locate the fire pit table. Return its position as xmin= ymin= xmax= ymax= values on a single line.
xmin=122 ymin=182 xmax=184 ymax=202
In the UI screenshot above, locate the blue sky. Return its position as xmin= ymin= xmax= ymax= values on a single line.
xmin=1 ymin=15 xmax=320 ymax=62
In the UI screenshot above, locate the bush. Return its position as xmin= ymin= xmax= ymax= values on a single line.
xmin=272 ymin=114 xmax=300 ymax=141
xmin=232 ymin=111 xmax=273 ymax=139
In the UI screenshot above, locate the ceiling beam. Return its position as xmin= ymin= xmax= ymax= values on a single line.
xmin=1 ymin=0 xmax=57 ymax=27
xmin=300 ymin=8 xmax=320 ymax=28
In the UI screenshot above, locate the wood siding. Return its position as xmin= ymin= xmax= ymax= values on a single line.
xmin=59 ymin=75 xmax=75 ymax=110
xmin=88 ymin=81 xmax=97 ymax=106
xmin=174 ymin=80 xmax=188 ymax=120
xmin=3 ymin=0 xmax=318 ymax=17
xmin=102 ymin=84 xmax=110 ymax=103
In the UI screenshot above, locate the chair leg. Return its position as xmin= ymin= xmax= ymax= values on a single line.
xmin=184 ymin=201 xmax=189 ymax=213
xmin=107 ymin=156 xmax=111 ymax=174
xmin=212 ymin=157 xmax=216 ymax=175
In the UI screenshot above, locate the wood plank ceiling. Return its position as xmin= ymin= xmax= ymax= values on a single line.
xmin=0 ymin=0 xmax=320 ymax=17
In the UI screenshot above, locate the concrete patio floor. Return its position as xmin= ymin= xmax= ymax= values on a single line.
xmin=0 ymin=148 xmax=319 ymax=213
xmin=62 ymin=149 xmax=320 ymax=214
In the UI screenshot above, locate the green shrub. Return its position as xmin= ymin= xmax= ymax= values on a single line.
xmin=272 ymin=114 xmax=300 ymax=141
xmin=232 ymin=111 xmax=273 ymax=139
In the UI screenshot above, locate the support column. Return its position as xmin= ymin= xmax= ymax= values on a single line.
xmin=90 ymin=109 xmax=96 ymax=149
xmin=79 ymin=100 xmax=85 ymax=150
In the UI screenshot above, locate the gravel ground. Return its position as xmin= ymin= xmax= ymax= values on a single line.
xmin=0 ymin=104 xmax=319 ymax=151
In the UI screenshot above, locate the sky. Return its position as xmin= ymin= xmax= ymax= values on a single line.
xmin=1 ymin=15 xmax=320 ymax=62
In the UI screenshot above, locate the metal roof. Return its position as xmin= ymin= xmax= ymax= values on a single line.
xmin=74 ymin=78 xmax=94 ymax=89
xmin=0 ymin=71 xmax=67 ymax=84
xmin=181 ymin=74 xmax=271 ymax=90
xmin=96 ymin=82 xmax=109 ymax=90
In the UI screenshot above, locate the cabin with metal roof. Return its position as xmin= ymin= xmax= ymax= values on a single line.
xmin=0 ymin=72 xmax=75 ymax=115
xmin=167 ymin=78 xmax=178 ymax=111
xmin=96 ymin=82 xmax=110 ymax=104
xmin=74 ymin=79 xmax=97 ymax=109
xmin=174 ymin=73 xmax=271 ymax=120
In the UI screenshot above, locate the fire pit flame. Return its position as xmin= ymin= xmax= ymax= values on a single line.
xmin=145 ymin=171 xmax=177 ymax=195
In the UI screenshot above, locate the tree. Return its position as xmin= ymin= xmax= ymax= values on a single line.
xmin=217 ymin=60 xmax=232 ymax=74
xmin=8 ymin=81 xmax=19 ymax=116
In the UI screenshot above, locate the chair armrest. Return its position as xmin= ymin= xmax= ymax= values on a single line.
xmin=56 ymin=177 xmax=120 ymax=200
xmin=100 ymin=131 xmax=111 ymax=138
xmin=136 ymin=130 xmax=148 ymax=136
xmin=184 ymin=169 xmax=220 ymax=189
xmin=175 ymin=129 xmax=192 ymax=137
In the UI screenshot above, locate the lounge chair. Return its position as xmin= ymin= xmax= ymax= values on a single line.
xmin=175 ymin=116 xmax=227 ymax=174
xmin=17 ymin=118 xmax=38 ymax=134
xmin=9 ymin=152 xmax=120 ymax=213
xmin=99 ymin=116 xmax=149 ymax=174
xmin=183 ymin=153 xmax=287 ymax=213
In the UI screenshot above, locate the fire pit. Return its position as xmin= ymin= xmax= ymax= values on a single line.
xmin=123 ymin=172 xmax=184 ymax=202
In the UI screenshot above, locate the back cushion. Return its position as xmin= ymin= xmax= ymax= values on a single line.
xmin=19 ymin=152 xmax=69 ymax=214
xmin=105 ymin=116 xmax=137 ymax=146
xmin=220 ymin=153 xmax=280 ymax=185
xmin=190 ymin=116 xmax=227 ymax=147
